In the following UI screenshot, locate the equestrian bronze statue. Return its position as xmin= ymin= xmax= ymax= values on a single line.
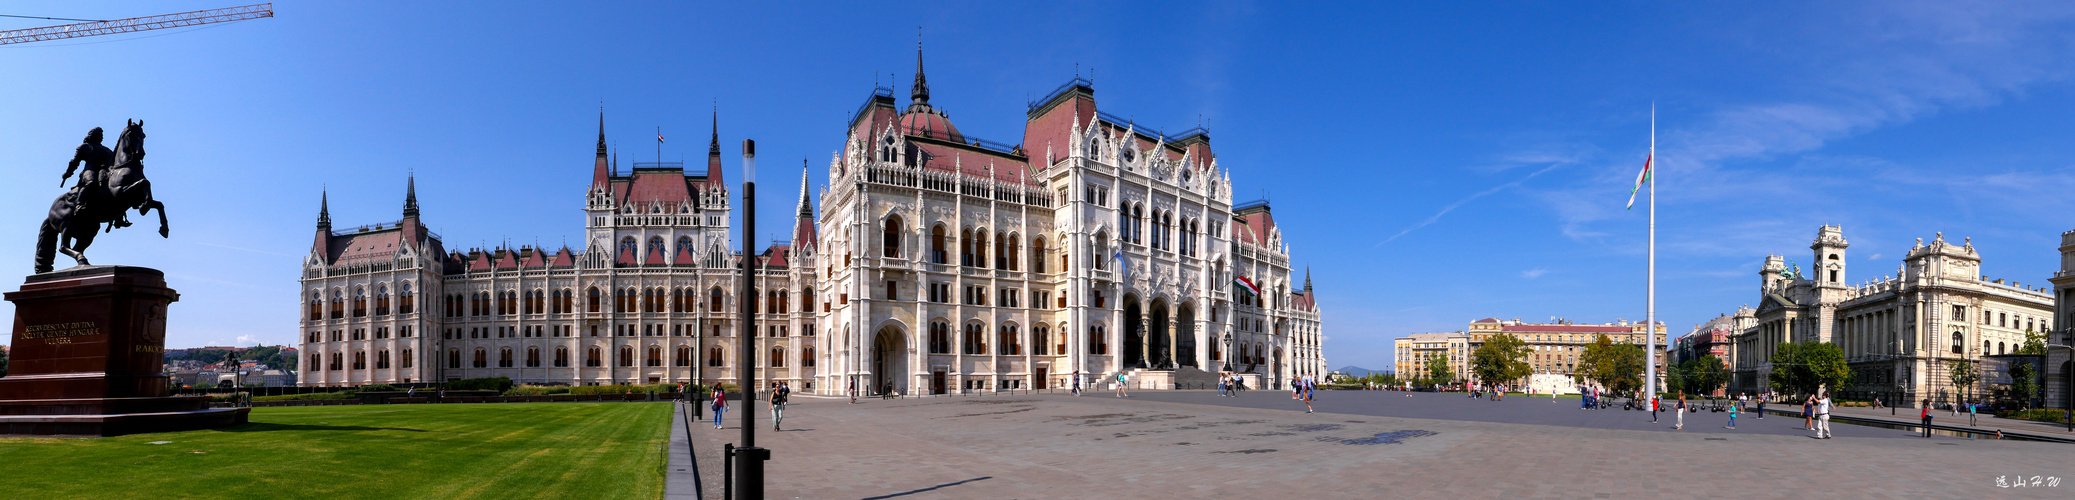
xmin=34 ymin=120 xmax=170 ymax=274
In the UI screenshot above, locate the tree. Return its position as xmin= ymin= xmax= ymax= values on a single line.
xmin=1769 ymin=342 xmax=1851 ymax=397
xmin=1579 ymin=335 xmax=1645 ymax=396
xmin=1470 ymin=333 xmax=1532 ymax=390
xmin=1690 ymin=355 xmax=1729 ymax=396
xmin=2016 ymin=328 xmax=2048 ymax=356
xmin=2008 ymin=361 xmax=2039 ymax=410
xmin=1423 ymin=355 xmax=1452 ymax=387
xmin=1947 ymin=359 xmax=1978 ymax=404
xmin=1666 ymin=359 xmax=1692 ymax=395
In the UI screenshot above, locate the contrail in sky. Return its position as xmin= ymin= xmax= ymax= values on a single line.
xmin=1375 ymin=163 xmax=1566 ymax=247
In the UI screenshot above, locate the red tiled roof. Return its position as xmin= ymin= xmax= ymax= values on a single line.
xmin=793 ymin=218 xmax=817 ymax=252
xmin=898 ymin=111 xmax=963 ymax=143
xmin=469 ymin=251 xmax=493 ymax=271
xmin=616 ymin=245 xmax=637 ymax=266
xmin=763 ymin=245 xmax=792 ymax=268
xmin=520 ymin=249 xmax=546 ymax=268
xmin=644 ymin=242 xmax=666 ymax=265
xmin=495 ymin=249 xmax=519 ymax=270
xmin=625 ymin=170 xmax=693 ymax=206
xmin=912 ymin=142 xmax=1034 ymax=186
xmin=325 ymin=229 xmax=403 ymax=265
xmin=1239 ymin=211 xmax=1277 ymax=245
xmin=1474 ymin=317 xmax=1502 ymax=323
xmin=673 ymin=245 xmax=695 ymax=265
xmin=549 ymin=247 xmax=575 ymax=267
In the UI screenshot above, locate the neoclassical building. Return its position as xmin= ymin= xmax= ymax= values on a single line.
xmin=297 ymin=53 xmax=1329 ymax=393
xmin=1726 ymin=225 xmax=2052 ymax=405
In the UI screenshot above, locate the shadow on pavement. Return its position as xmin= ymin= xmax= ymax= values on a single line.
xmin=860 ymin=476 xmax=993 ymax=499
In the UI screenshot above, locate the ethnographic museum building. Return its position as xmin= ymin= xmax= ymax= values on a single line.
xmin=1725 ymin=225 xmax=2052 ymax=405
xmin=297 ymin=53 xmax=1328 ymax=394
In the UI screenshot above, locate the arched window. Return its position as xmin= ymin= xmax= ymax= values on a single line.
xmin=995 ymin=231 xmax=1008 ymax=269
xmin=309 ymin=291 xmax=323 ymax=320
xmin=677 ymin=236 xmax=694 ymax=259
xmin=801 ymin=288 xmax=814 ymax=313
xmin=1091 ymin=232 xmax=1109 ymax=271
xmin=1032 ymin=237 xmax=1047 ymax=274
xmin=972 ymin=230 xmax=988 ymax=269
xmin=802 ymin=346 xmax=815 ymax=367
xmin=588 ymin=287 xmax=601 ymax=312
xmin=375 ymin=285 xmax=390 ymax=316
xmin=930 ymin=225 xmax=947 ymax=264
xmin=308 ymin=353 xmax=320 ymax=370
xmin=526 ymin=347 xmax=541 ymax=367
xmin=352 ymin=287 xmax=367 ymax=317
xmin=554 ymin=346 xmax=570 ymax=367
xmin=352 ymin=350 xmax=367 ymax=370
xmin=1998 ymin=342 xmax=2005 ymax=355
xmin=1131 ymin=204 xmax=1144 ymax=244
xmin=1089 ymin=324 xmax=1107 ymax=355
xmin=473 ymin=348 xmax=487 ymax=368
xmin=649 ymin=236 xmax=665 ymax=260
xmin=1950 ymin=331 xmax=1965 ymax=354
xmin=618 ymin=345 xmax=634 ymax=367
xmin=707 ymin=346 xmax=725 ymax=367
xmin=499 ymin=347 xmax=513 ymax=368
xmin=647 ymin=345 xmax=663 ymax=367
xmin=883 ymin=215 xmax=903 ymax=258
xmin=620 ymin=236 xmax=637 ymax=257
xmin=960 ymin=228 xmax=975 ymax=266
xmin=710 ymin=287 xmax=724 ymax=312
xmin=400 ymin=282 xmax=414 ymax=314
xmin=929 ymin=321 xmax=951 ymax=354
xmin=675 ymin=345 xmax=691 ymax=367
xmin=586 ymin=346 xmax=602 ymax=367
xmin=448 ymin=349 xmax=461 ymax=368
xmin=770 ymin=346 xmax=785 ymax=368
xmin=1033 ymin=326 xmax=1050 ymax=355
xmin=963 ymin=323 xmax=988 ymax=355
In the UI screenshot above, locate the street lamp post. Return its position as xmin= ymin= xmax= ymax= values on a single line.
xmin=1222 ymin=332 xmax=1233 ymax=372
xmin=732 ymin=140 xmax=768 ymax=498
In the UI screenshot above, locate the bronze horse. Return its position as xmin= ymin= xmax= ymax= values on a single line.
xmin=34 ymin=120 xmax=169 ymax=274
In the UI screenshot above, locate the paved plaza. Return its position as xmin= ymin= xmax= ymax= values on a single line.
xmin=671 ymin=391 xmax=2073 ymax=499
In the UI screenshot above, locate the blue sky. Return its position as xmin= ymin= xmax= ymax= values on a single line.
xmin=4 ymin=1 xmax=2075 ymax=371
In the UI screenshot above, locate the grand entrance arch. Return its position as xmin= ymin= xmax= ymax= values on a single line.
xmin=1123 ymin=296 xmax=1145 ymax=368
xmin=872 ymin=326 xmax=908 ymax=395
xmin=1176 ymin=303 xmax=1197 ymax=368
xmin=1150 ymin=299 xmax=1171 ymax=369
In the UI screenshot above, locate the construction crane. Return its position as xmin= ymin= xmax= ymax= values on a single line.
xmin=0 ymin=3 xmax=272 ymax=46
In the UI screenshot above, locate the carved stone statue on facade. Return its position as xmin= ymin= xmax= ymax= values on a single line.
xmin=34 ymin=120 xmax=170 ymax=274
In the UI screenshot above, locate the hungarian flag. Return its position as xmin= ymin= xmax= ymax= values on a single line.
xmin=1625 ymin=152 xmax=1651 ymax=210
xmin=1233 ymin=275 xmax=1260 ymax=295
xmin=657 ymin=132 xmax=666 ymax=144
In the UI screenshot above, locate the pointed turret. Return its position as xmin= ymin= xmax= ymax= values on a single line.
xmin=402 ymin=173 xmax=420 ymax=219
xmin=313 ymin=189 xmax=333 ymax=264
xmin=317 ymin=189 xmax=332 ymax=232
xmin=593 ymin=109 xmax=611 ymax=187
xmin=1304 ymin=267 xmax=1313 ymax=294
xmin=796 ymin=159 xmax=814 ymax=219
xmin=706 ymin=108 xmax=724 ymax=186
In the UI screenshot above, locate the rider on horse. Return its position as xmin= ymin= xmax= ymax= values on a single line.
xmin=60 ymin=127 xmax=129 ymax=229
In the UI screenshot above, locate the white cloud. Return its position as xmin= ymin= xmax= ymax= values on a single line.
xmin=1522 ymin=269 xmax=1548 ymax=279
xmin=1866 ymin=253 xmax=1883 ymax=261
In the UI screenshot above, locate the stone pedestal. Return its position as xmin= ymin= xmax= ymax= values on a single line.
xmin=0 ymin=265 xmax=247 ymax=436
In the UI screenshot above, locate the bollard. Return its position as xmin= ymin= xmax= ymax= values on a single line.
xmin=723 ymin=443 xmax=735 ymax=500
xmin=734 ymin=446 xmax=769 ymax=499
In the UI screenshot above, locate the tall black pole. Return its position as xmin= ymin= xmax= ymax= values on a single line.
xmin=734 ymin=139 xmax=767 ymax=498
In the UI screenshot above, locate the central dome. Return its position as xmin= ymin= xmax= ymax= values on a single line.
xmin=897 ymin=109 xmax=963 ymax=143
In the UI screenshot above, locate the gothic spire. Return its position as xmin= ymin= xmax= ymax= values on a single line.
xmin=596 ymin=108 xmax=608 ymax=157
xmin=708 ymin=108 xmax=721 ymax=159
xmin=912 ymin=44 xmax=930 ymax=106
xmin=317 ymin=188 xmax=332 ymax=232
xmin=402 ymin=173 xmax=420 ymax=219
xmin=1304 ymin=267 xmax=1313 ymax=293
xmin=797 ymin=159 xmax=814 ymax=219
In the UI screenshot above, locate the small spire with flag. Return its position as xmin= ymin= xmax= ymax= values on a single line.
xmin=1625 ymin=152 xmax=1651 ymax=211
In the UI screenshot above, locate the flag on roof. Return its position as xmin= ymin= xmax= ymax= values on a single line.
xmin=1233 ymin=275 xmax=1260 ymax=295
xmin=1625 ymin=153 xmax=1651 ymax=210
xmin=658 ymin=132 xmax=666 ymax=143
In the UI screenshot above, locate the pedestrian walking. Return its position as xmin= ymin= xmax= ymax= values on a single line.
xmin=771 ymin=382 xmax=789 ymax=431
xmin=1650 ymin=395 xmax=1660 ymax=423
xmin=1071 ymin=371 xmax=1082 ymax=397
xmin=1116 ymin=372 xmax=1129 ymax=398
xmin=1814 ymin=391 xmax=1833 ymax=439
xmin=1725 ymin=400 xmax=1739 ymax=429
xmin=1920 ymin=399 xmax=1934 ymax=438
xmin=849 ymin=377 xmax=857 ymax=405
xmin=1302 ymin=380 xmax=1315 ymax=414
xmin=1757 ymin=393 xmax=1766 ymax=419
xmin=1674 ymin=394 xmax=1687 ymax=430
xmin=1968 ymin=401 xmax=1978 ymax=426
xmin=711 ymin=384 xmax=727 ymax=430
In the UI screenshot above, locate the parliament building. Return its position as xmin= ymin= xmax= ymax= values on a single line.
xmin=297 ymin=53 xmax=1328 ymax=395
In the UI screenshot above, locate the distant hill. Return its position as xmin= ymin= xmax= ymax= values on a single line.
xmin=1334 ymin=366 xmax=1385 ymax=377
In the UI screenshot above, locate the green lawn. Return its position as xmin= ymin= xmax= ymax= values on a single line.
xmin=0 ymin=402 xmax=671 ymax=499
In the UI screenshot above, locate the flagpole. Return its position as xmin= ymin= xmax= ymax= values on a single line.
xmin=1646 ymin=104 xmax=1658 ymax=406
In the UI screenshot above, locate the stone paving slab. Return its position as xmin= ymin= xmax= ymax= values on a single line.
xmin=685 ymin=391 xmax=2074 ymax=499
